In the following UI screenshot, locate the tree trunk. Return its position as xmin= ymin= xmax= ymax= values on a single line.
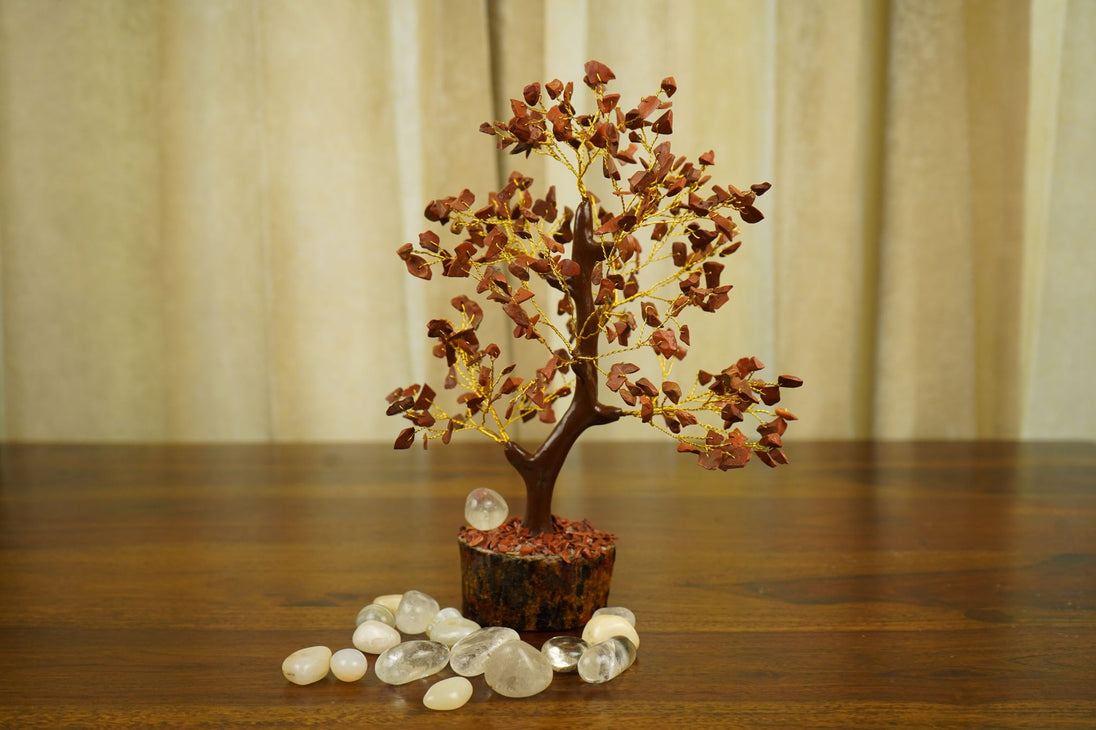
xmin=505 ymin=196 xmax=620 ymax=534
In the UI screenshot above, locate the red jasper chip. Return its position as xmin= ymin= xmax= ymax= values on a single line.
xmin=651 ymin=110 xmax=673 ymax=134
xmin=778 ymin=374 xmax=804 ymax=388
xmin=699 ymin=149 xmax=715 ymax=165
xmin=583 ymin=60 xmax=616 ymax=88
xmin=523 ymin=82 xmax=541 ymax=106
xmin=393 ymin=427 xmax=416 ymax=450
xmin=545 ymin=79 xmax=564 ymax=99
xmin=660 ymin=76 xmax=677 ymax=97
xmin=662 ymin=381 xmax=682 ymax=403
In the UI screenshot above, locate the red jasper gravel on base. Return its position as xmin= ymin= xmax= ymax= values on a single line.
xmin=460 ymin=515 xmax=617 ymax=561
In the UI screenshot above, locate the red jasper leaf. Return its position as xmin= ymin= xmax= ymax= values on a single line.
xmin=418 ymin=230 xmax=440 ymax=252
xmin=641 ymin=301 xmax=661 ymax=327
xmin=637 ymin=95 xmax=660 ymax=119
xmin=661 ymin=380 xmax=682 ymax=403
xmin=503 ymin=300 xmax=530 ymax=327
xmin=545 ymin=78 xmax=564 ymax=99
xmin=751 ymin=181 xmax=772 ymax=196
xmin=598 ymin=93 xmax=620 ymax=113
xmin=660 ymin=76 xmax=677 ymax=97
xmin=651 ymin=222 xmax=669 ymax=241
xmin=672 ymin=240 xmax=688 ymax=267
xmin=512 ymin=286 xmax=535 ymax=304
xmin=651 ymin=110 xmax=673 ymax=134
xmin=394 ymin=427 xmax=416 ymax=450
xmin=523 ymin=82 xmax=541 ymax=106
xmin=405 ymin=255 xmax=432 ymax=280
xmin=484 ymin=342 xmax=501 ymax=358
xmin=583 ymin=60 xmax=616 ymax=88
xmin=775 ymin=408 xmax=798 ymax=421
xmin=499 ymin=375 xmax=523 ymax=394
xmin=639 ymin=395 xmax=654 ymax=422
xmin=635 ymin=377 xmax=659 ymax=398
xmin=676 ymin=410 xmax=698 ymax=426
xmin=760 ymin=385 xmax=781 ymax=406
xmin=699 ymin=149 xmax=715 ymax=166
xmin=651 ymin=328 xmax=679 ymax=358
xmin=679 ymin=324 xmax=691 ymax=345
xmin=778 ymin=374 xmax=804 ymax=388
xmin=739 ymin=205 xmax=764 ymax=223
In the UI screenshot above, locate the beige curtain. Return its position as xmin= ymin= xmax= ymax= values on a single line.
xmin=0 ymin=0 xmax=1092 ymax=443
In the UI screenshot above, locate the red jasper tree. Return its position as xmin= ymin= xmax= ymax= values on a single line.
xmin=386 ymin=61 xmax=801 ymax=535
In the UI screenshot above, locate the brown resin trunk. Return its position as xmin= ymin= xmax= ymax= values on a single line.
xmin=459 ymin=196 xmax=620 ymax=630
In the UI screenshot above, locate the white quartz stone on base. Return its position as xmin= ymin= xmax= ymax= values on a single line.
xmin=483 ymin=640 xmax=554 ymax=698
xmin=423 ymin=676 xmax=474 ymax=711
xmin=281 ymin=645 xmax=331 ymax=686
xmin=428 ymin=616 xmax=481 ymax=647
xmin=541 ymin=635 xmax=589 ymax=672
xmin=329 ymin=648 xmax=368 ymax=682
xmin=464 ymin=488 xmax=509 ymax=530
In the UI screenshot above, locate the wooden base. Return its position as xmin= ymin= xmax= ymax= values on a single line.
xmin=458 ymin=535 xmax=615 ymax=631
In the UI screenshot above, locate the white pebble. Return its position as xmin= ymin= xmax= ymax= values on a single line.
xmin=355 ymin=602 xmax=396 ymax=627
xmin=592 ymin=606 xmax=636 ymax=627
xmin=582 ymin=613 xmax=640 ymax=649
xmin=464 ymin=488 xmax=509 ymax=530
xmin=353 ymin=619 xmax=402 ymax=654
xmin=577 ymin=636 xmax=637 ymax=684
xmin=372 ymin=593 xmax=403 ymax=615
xmin=541 ymin=635 xmax=588 ymax=672
xmin=449 ymin=626 xmax=520 ymax=677
xmin=281 ymin=645 xmax=331 ymax=685
xmin=483 ymin=640 xmax=554 ymax=698
xmin=374 ymin=640 xmax=450 ymax=685
xmin=423 ymin=676 xmax=474 ymax=711
xmin=428 ymin=616 xmax=481 ymax=647
xmin=396 ymin=589 xmax=440 ymax=634
xmin=330 ymin=648 xmax=368 ymax=682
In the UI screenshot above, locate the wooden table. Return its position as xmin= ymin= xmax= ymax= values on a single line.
xmin=0 ymin=441 xmax=1093 ymax=728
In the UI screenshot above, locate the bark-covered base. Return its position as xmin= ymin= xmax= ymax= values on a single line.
xmin=458 ymin=516 xmax=616 ymax=631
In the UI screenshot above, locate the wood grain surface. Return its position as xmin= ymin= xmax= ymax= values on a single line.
xmin=0 ymin=441 xmax=1093 ymax=728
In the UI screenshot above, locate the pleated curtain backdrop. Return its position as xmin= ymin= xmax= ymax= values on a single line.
xmin=0 ymin=0 xmax=1092 ymax=443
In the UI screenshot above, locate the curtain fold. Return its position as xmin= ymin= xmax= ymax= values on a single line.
xmin=1 ymin=0 xmax=1092 ymax=442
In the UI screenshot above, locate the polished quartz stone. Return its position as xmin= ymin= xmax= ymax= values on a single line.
xmin=577 ymin=636 xmax=637 ymax=684
xmin=428 ymin=616 xmax=481 ymax=647
xmin=423 ymin=676 xmax=474 ymax=711
xmin=483 ymin=640 xmax=554 ymax=698
xmin=281 ymin=645 xmax=331 ymax=685
xmin=541 ymin=635 xmax=589 ymax=672
xmin=464 ymin=488 xmax=509 ymax=530
xmin=373 ymin=640 xmax=450 ymax=685
xmin=352 ymin=619 xmax=402 ymax=655
xmin=372 ymin=593 xmax=403 ymax=615
xmin=329 ymin=648 xmax=368 ymax=682
xmin=395 ymin=589 xmax=440 ymax=634
xmin=592 ymin=605 xmax=636 ymax=627
xmin=355 ymin=602 xmax=396 ymax=627
xmin=581 ymin=613 xmax=640 ymax=649
xmin=449 ymin=626 xmax=520 ymax=677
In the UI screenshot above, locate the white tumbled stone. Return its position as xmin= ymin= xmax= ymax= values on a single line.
xmin=577 ymin=636 xmax=637 ymax=684
xmin=355 ymin=602 xmax=396 ymax=627
xmin=330 ymin=648 xmax=368 ymax=682
xmin=395 ymin=589 xmax=440 ymax=634
xmin=374 ymin=640 xmax=450 ymax=685
xmin=428 ymin=616 xmax=481 ymax=647
xmin=423 ymin=676 xmax=474 ymax=711
xmin=582 ymin=613 xmax=640 ymax=649
xmin=592 ymin=606 xmax=636 ymax=627
xmin=372 ymin=593 xmax=403 ymax=615
xmin=483 ymin=640 xmax=554 ymax=698
xmin=352 ymin=619 xmax=402 ymax=654
xmin=449 ymin=626 xmax=520 ymax=677
xmin=464 ymin=487 xmax=509 ymax=530
xmin=281 ymin=645 xmax=331 ymax=685
xmin=541 ymin=635 xmax=588 ymax=672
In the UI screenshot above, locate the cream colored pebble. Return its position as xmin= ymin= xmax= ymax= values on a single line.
xmin=281 ymin=645 xmax=331 ymax=685
xmin=581 ymin=614 xmax=640 ymax=649
xmin=372 ymin=593 xmax=403 ymax=615
xmin=330 ymin=648 xmax=368 ymax=682
xmin=423 ymin=676 xmax=474 ymax=711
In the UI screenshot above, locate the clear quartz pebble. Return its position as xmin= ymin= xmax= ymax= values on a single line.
xmin=281 ymin=645 xmax=331 ymax=686
xmin=464 ymin=488 xmax=509 ymax=530
xmin=395 ymin=589 xmax=440 ymax=634
xmin=592 ymin=606 xmax=636 ymax=627
xmin=355 ymin=602 xmax=396 ymax=627
xmin=428 ymin=607 xmax=464 ymax=629
xmin=483 ymin=640 xmax=554 ymax=698
xmin=423 ymin=676 xmax=474 ymax=711
xmin=448 ymin=626 xmax=520 ymax=677
xmin=577 ymin=636 xmax=637 ymax=684
xmin=428 ymin=616 xmax=481 ymax=648
xmin=581 ymin=613 xmax=641 ymax=649
xmin=329 ymin=648 xmax=368 ymax=682
xmin=541 ymin=635 xmax=589 ymax=672
xmin=352 ymin=619 xmax=402 ymax=654
xmin=373 ymin=640 xmax=450 ymax=685
xmin=373 ymin=593 xmax=403 ymax=615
